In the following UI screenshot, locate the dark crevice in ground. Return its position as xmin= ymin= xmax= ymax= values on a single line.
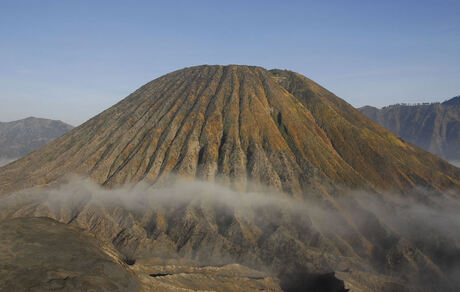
xmin=149 ymin=273 xmax=172 ymax=278
xmin=279 ymin=271 xmax=348 ymax=292
xmin=123 ymin=258 xmax=136 ymax=265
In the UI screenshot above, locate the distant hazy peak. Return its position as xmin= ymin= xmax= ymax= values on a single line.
xmin=443 ymin=95 xmax=460 ymax=106
xmin=0 ymin=117 xmax=74 ymax=159
xmin=0 ymin=116 xmax=72 ymax=126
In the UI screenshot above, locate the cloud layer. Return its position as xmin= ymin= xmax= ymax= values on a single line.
xmin=1 ymin=175 xmax=459 ymax=291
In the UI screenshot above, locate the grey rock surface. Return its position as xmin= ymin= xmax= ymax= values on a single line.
xmin=0 ymin=117 xmax=73 ymax=159
xmin=359 ymin=96 xmax=460 ymax=162
xmin=0 ymin=217 xmax=140 ymax=291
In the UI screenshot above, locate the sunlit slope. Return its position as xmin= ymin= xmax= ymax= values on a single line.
xmin=1 ymin=65 xmax=459 ymax=195
xmin=270 ymin=69 xmax=460 ymax=191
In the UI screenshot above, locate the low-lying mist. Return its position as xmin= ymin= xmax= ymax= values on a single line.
xmin=1 ymin=175 xmax=459 ymax=291
xmin=0 ymin=157 xmax=17 ymax=167
xmin=0 ymin=175 xmax=310 ymax=219
xmin=450 ymin=160 xmax=460 ymax=168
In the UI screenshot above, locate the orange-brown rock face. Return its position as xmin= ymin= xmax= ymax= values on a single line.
xmin=0 ymin=65 xmax=458 ymax=196
xmin=1 ymin=65 xmax=460 ymax=291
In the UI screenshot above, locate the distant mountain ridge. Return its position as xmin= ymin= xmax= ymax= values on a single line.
xmin=0 ymin=117 xmax=73 ymax=160
xmin=443 ymin=95 xmax=460 ymax=106
xmin=359 ymin=96 xmax=460 ymax=162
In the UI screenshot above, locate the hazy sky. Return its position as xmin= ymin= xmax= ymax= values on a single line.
xmin=1 ymin=0 xmax=459 ymax=126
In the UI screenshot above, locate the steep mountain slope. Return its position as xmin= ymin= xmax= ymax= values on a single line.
xmin=0 ymin=117 xmax=73 ymax=160
xmin=0 ymin=65 xmax=458 ymax=196
xmin=1 ymin=65 xmax=460 ymax=291
xmin=359 ymin=97 xmax=460 ymax=161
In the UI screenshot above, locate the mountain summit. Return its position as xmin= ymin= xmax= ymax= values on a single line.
xmin=1 ymin=65 xmax=460 ymax=291
xmin=1 ymin=65 xmax=458 ymax=195
xmin=0 ymin=117 xmax=73 ymax=160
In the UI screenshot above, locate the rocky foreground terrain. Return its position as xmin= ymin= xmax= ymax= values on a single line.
xmin=0 ymin=117 xmax=73 ymax=165
xmin=359 ymin=96 xmax=460 ymax=162
xmin=0 ymin=217 xmax=282 ymax=291
xmin=0 ymin=65 xmax=459 ymax=291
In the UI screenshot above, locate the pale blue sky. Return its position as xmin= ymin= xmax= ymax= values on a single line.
xmin=1 ymin=0 xmax=459 ymax=125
